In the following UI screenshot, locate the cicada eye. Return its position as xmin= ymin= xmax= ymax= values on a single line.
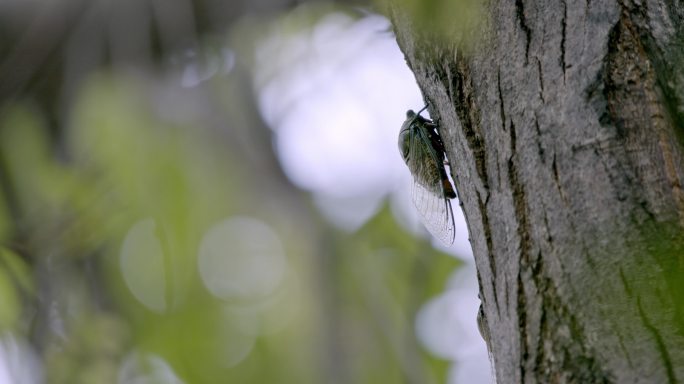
xmin=398 ymin=128 xmax=411 ymax=160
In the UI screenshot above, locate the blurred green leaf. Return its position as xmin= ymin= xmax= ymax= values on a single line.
xmin=385 ymin=0 xmax=483 ymax=45
xmin=0 ymin=247 xmax=34 ymax=297
xmin=0 ymin=190 xmax=10 ymax=244
xmin=0 ymin=105 xmax=73 ymax=221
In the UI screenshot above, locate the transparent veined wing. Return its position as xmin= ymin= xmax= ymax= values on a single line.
xmin=407 ymin=122 xmax=456 ymax=245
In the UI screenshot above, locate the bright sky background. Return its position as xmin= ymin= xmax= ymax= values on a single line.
xmin=254 ymin=10 xmax=492 ymax=384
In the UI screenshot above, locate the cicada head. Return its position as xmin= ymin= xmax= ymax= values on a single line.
xmin=398 ymin=127 xmax=411 ymax=162
xmin=398 ymin=110 xmax=418 ymax=162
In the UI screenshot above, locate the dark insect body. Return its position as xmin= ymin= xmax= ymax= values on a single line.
xmin=398 ymin=106 xmax=457 ymax=245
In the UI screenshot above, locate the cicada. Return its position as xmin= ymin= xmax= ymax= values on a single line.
xmin=398 ymin=106 xmax=457 ymax=245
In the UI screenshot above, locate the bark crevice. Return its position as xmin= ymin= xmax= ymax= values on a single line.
xmin=536 ymin=58 xmax=545 ymax=103
xmin=560 ymin=0 xmax=568 ymax=81
xmin=498 ymin=69 xmax=507 ymax=132
xmin=515 ymin=0 xmax=532 ymax=64
xmin=477 ymin=190 xmax=501 ymax=316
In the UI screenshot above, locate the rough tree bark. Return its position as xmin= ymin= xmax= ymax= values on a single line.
xmin=390 ymin=1 xmax=684 ymax=382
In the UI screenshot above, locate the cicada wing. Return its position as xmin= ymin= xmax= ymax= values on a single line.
xmin=411 ymin=175 xmax=457 ymax=245
xmin=407 ymin=124 xmax=456 ymax=245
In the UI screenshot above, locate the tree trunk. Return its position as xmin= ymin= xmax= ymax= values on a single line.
xmin=390 ymin=1 xmax=684 ymax=382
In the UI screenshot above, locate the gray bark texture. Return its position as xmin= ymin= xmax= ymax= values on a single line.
xmin=390 ymin=1 xmax=684 ymax=383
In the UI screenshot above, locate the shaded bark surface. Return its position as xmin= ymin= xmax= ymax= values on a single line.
xmin=391 ymin=1 xmax=684 ymax=382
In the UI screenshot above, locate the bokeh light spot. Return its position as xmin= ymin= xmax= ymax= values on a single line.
xmin=198 ymin=217 xmax=286 ymax=301
xmin=120 ymin=219 xmax=168 ymax=313
xmin=118 ymin=351 xmax=184 ymax=384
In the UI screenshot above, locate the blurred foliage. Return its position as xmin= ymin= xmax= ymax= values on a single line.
xmin=378 ymin=0 xmax=483 ymax=46
xmin=0 ymin=2 xmax=467 ymax=384
xmin=0 ymin=248 xmax=30 ymax=332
